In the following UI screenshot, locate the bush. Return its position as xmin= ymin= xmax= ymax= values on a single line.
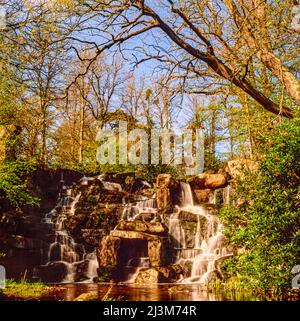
xmin=0 ymin=159 xmax=39 ymax=209
xmin=220 ymin=117 xmax=300 ymax=293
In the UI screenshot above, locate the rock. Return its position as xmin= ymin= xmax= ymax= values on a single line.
xmin=100 ymin=231 xmax=171 ymax=268
xmin=226 ymin=159 xmax=259 ymax=180
xmin=133 ymin=213 xmax=155 ymax=222
xmin=156 ymin=188 xmax=171 ymax=211
xmin=135 ymin=265 xmax=184 ymax=284
xmin=74 ymin=292 xmax=99 ymax=301
xmin=168 ymin=285 xmax=194 ymax=293
xmin=98 ymin=236 xmax=121 ymax=267
xmin=148 ymin=239 xmax=164 ymax=267
xmin=116 ymin=221 xmax=168 ymax=236
xmin=156 ymin=174 xmax=179 ymax=211
xmin=73 ymin=260 xmax=90 ymax=282
xmin=156 ymin=174 xmax=176 ymax=189
xmin=39 ymin=262 xmax=68 ymax=283
xmin=189 ymin=173 xmax=228 ymax=190
xmin=110 ymin=230 xmax=160 ymax=241
xmin=4 ymin=235 xmax=43 ymax=250
xmin=81 ymin=229 xmax=107 ymax=247
xmin=193 ymin=189 xmax=212 ymax=203
xmin=157 ymin=265 xmax=184 ymax=282
xmin=135 ymin=268 xmax=160 ymax=284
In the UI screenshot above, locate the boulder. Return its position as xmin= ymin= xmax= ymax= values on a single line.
xmin=110 ymin=230 xmax=160 ymax=241
xmin=81 ymin=229 xmax=107 ymax=247
xmin=193 ymin=189 xmax=212 ymax=203
xmin=73 ymin=260 xmax=90 ymax=282
xmin=116 ymin=221 xmax=168 ymax=236
xmin=135 ymin=265 xmax=184 ymax=284
xmin=39 ymin=262 xmax=68 ymax=283
xmin=189 ymin=173 xmax=228 ymax=190
xmin=226 ymin=159 xmax=259 ymax=180
xmin=156 ymin=188 xmax=171 ymax=211
xmin=156 ymin=174 xmax=176 ymax=189
xmin=98 ymin=236 xmax=121 ymax=267
xmin=148 ymin=239 xmax=164 ymax=267
xmin=106 ymin=230 xmax=170 ymax=267
xmin=135 ymin=268 xmax=160 ymax=284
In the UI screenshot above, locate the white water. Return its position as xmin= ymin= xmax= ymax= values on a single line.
xmin=180 ymin=181 xmax=194 ymax=206
xmin=42 ymin=188 xmax=99 ymax=283
xmin=122 ymin=195 xmax=157 ymax=221
xmin=101 ymin=181 xmax=123 ymax=191
xmin=124 ymin=257 xmax=150 ymax=284
xmin=168 ymin=182 xmax=231 ymax=284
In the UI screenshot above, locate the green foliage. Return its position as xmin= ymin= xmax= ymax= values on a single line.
xmin=0 ymin=279 xmax=50 ymax=300
xmin=220 ymin=117 xmax=300 ymax=293
xmin=135 ymin=164 xmax=184 ymax=181
xmin=96 ymin=266 xmax=116 ymax=282
xmin=0 ymin=159 xmax=39 ymax=208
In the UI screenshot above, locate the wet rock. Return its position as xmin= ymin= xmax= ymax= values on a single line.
xmin=168 ymin=285 xmax=194 ymax=293
xmin=116 ymin=221 xmax=168 ymax=236
xmin=81 ymin=229 xmax=107 ymax=247
xmin=98 ymin=236 xmax=121 ymax=267
xmin=132 ymin=213 xmax=155 ymax=222
xmin=74 ymin=292 xmax=99 ymax=301
xmin=135 ymin=265 xmax=184 ymax=284
xmin=39 ymin=262 xmax=68 ymax=283
xmin=156 ymin=174 xmax=180 ymax=212
xmin=135 ymin=268 xmax=160 ymax=284
xmin=157 ymin=265 xmax=184 ymax=282
xmin=148 ymin=239 xmax=164 ymax=267
xmin=3 ymin=235 xmax=43 ymax=250
xmin=193 ymin=189 xmax=213 ymax=204
xmin=73 ymin=260 xmax=90 ymax=282
xmin=156 ymin=174 xmax=177 ymax=189
xmin=156 ymin=188 xmax=171 ymax=211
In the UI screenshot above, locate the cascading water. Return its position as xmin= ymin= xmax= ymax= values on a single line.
xmin=124 ymin=257 xmax=150 ymax=284
xmin=122 ymin=195 xmax=157 ymax=221
xmin=40 ymin=185 xmax=99 ymax=283
xmin=168 ymin=182 xmax=231 ymax=284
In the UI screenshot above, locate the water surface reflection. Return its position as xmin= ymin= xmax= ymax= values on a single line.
xmin=57 ymin=283 xmax=262 ymax=301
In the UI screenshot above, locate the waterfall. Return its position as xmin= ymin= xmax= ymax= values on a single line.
xmin=41 ymin=188 xmax=99 ymax=283
xmin=168 ymin=209 xmax=186 ymax=249
xmin=180 ymin=182 xmax=194 ymax=206
xmin=168 ymin=182 xmax=231 ymax=284
xmin=122 ymin=195 xmax=157 ymax=221
xmin=101 ymin=180 xmax=123 ymax=191
xmin=124 ymin=257 xmax=150 ymax=284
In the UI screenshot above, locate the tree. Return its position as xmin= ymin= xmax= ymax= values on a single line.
xmin=64 ymin=0 xmax=299 ymax=118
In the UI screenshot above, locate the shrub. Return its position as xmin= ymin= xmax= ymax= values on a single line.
xmin=220 ymin=117 xmax=300 ymax=293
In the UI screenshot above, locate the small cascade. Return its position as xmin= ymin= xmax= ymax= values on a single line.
xmin=122 ymin=195 xmax=157 ymax=221
xmin=124 ymin=257 xmax=150 ymax=284
xmin=40 ymin=186 xmax=99 ymax=283
xmin=168 ymin=208 xmax=186 ymax=249
xmin=168 ymin=181 xmax=231 ymax=284
xmin=101 ymin=180 xmax=123 ymax=191
xmin=85 ymin=252 xmax=99 ymax=281
xmin=180 ymin=181 xmax=194 ymax=206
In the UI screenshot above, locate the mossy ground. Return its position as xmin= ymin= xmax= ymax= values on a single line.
xmin=0 ymin=279 xmax=64 ymax=301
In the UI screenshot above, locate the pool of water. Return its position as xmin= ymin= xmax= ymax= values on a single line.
xmin=54 ymin=283 xmax=264 ymax=301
